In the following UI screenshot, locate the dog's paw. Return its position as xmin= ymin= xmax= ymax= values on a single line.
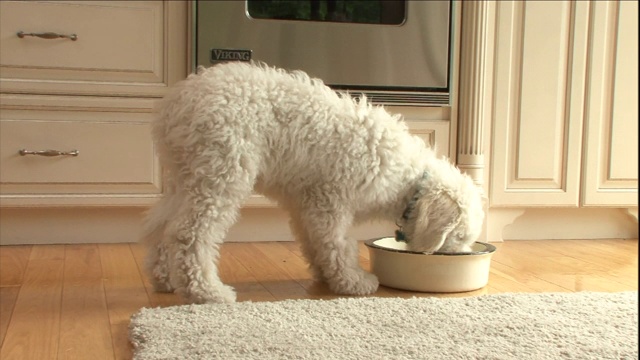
xmin=151 ymin=279 xmax=175 ymax=293
xmin=178 ymin=283 xmax=237 ymax=304
xmin=148 ymin=263 xmax=175 ymax=293
xmin=328 ymin=269 xmax=379 ymax=296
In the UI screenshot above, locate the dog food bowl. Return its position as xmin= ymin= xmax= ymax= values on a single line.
xmin=365 ymin=237 xmax=496 ymax=293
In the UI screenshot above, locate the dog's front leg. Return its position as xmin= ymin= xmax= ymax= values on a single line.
xmin=299 ymin=207 xmax=379 ymax=296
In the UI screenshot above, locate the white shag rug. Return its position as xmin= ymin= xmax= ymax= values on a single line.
xmin=129 ymin=292 xmax=638 ymax=360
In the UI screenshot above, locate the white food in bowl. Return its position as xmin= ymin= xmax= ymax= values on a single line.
xmin=365 ymin=237 xmax=496 ymax=293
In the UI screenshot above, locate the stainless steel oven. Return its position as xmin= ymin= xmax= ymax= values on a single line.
xmin=194 ymin=0 xmax=453 ymax=106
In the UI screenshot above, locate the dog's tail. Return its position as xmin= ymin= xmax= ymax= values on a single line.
xmin=139 ymin=179 xmax=178 ymax=247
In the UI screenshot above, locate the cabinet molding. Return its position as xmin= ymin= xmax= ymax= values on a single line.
xmin=490 ymin=1 xmax=589 ymax=206
xmin=581 ymin=1 xmax=638 ymax=206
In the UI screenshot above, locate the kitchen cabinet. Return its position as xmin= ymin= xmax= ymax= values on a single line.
xmin=489 ymin=1 xmax=637 ymax=208
xmin=0 ymin=1 xmax=187 ymax=207
xmin=581 ymin=1 xmax=638 ymax=206
xmin=0 ymin=1 xmax=187 ymax=244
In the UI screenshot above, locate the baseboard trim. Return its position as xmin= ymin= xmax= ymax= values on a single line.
xmin=1 ymin=206 xmax=636 ymax=245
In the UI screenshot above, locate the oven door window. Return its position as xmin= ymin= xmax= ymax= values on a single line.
xmin=247 ymin=0 xmax=406 ymax=25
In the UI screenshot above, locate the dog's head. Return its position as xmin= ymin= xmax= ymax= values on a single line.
xmin=402 ymin=166 xmax=484 ymax=254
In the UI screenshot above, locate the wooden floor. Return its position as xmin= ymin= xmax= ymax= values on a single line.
xmin=0 ymin=239 xmax=637 ymax=359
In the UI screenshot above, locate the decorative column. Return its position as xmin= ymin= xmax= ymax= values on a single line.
xmin=457 ymin=1 xmax=512 ymax=243
xmin=457 ymin=1 xmax=491 ymax=187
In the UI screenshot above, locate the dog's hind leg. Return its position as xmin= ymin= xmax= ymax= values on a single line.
xmin=165 ymin=191 xmax=245 ymax=303
xmin=298 ymin=194 xmax=379 ymax=296
xmin=140 ymin=187 xmax=178 ymax=293
xmin=164 ymin=158 xmax=256 ymax=304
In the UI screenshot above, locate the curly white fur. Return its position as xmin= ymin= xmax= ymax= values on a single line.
xmin=141 ymin=62 xmax=484 ymax=304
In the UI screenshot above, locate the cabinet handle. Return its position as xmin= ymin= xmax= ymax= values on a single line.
xmin=19 ymin=149 xmax=79 ymax=157
xmin=17 ymin=31 xmax=78 ymax=41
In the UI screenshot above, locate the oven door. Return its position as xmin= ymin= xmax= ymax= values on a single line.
xmin=195 ymin=1 xmax=452 ymax=106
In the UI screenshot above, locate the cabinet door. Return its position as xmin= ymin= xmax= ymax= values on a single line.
xmin=490 ymin=1 xmax=589 ymax=206
xmin=582 ymin=1 xmax=638 ymax=206
xmin=0 ymin=1 xmax=186 ymax=98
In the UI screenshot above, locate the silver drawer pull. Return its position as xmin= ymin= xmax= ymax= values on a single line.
xmin=17 ymin=31 xmax=78 ymax=41
xmin=19 ymin=149 xmax=79 ymax=157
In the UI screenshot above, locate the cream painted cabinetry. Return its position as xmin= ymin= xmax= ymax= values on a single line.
xmin=0 ymin=1 xmax=181 ymax=97
xmin=489 ymin=0 xmax=638 ymax=208
xmin=581 ymin=1 xmax=638 ymax=206
xmin=389 ymin=107 xmax=452 ymax=159
xmin=0 ymin=1 xmax=187 ymax=245
xmin=0 ymin=1 xmax=187 ymax=207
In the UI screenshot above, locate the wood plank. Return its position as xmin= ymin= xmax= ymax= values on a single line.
xmin=488 ymin=261 xmax=570 ymax=293
xmin=224 ymin=243 xmax=310 ymax=300
xmin=251 ymin=243 xmax=313 ymax=284
xmin=251 ymin=242 xmax=312 ymax=279
xmin=0 ymin=286 xmax=19 ymax=347
xmin=491 ymin=241 xmax=610 ymax=277
xmin=251 ymin=242 xmax=347 ymax=300
xmin=58 ymin=245 xmax=114 ymax=360
xmin=550 ymin=251 xmax=638 ymax=291
xmin=0 ymin=246 xmax=31 ymax=287
xmin=282 ymin=240 xmax=371 ymax=264
xmin=129 ymin=244 xmax=184 ymax=308
xmin=537 ymin=273 xmax=636 ymax=292
xmin=220 ymin=244 xmax=276 ymax=302
xmin=99 ymin=244 xmax=151 ymax=360
xmin=0 ymin=239 xmax=636 ymax=359
xmin=604 ymin=238 xmax=640 ymax=252
xmin=495 ymin=244 xmax=636 ymax=292
xmin=110 ymin=324 xmax=132 ymax=360
xmin=282 ymin=241 xmax=373 ymax=276
xmin=490 ymin=241 xmax=551 ymax=268
xmin=538 ymin=239 xmax=638 ymax=266
xmin=0 ymin=245 xmax=64 ymax=360
xmin=280 ymin=241 xmax=304 ymax=258
xmin=358 ymin=241 xmax=371 ymax=261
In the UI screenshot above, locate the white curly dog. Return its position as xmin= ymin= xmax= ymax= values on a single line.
xmin=142 ymin=62 xmax=484 ymax=304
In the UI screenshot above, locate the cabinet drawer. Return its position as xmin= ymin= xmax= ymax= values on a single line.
xmin=0 ymin=1 xmax=167 ymax=96
xmin=0 ymin=114 xmax=160 ymax=198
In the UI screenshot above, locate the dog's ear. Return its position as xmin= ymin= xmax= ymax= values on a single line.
xmin=409 ymin=194 xmax=459 ymax=253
